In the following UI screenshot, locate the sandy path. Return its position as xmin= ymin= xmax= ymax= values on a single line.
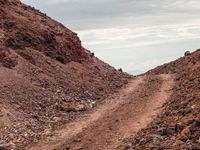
xmin=29 ymin=74 xmax=174 ymax=150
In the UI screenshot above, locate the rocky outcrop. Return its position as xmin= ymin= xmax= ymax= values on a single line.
xmin=0 ymin=1 xmax=131 ymax=149
xmin=0 ymin=0 xmax=91 ymax=64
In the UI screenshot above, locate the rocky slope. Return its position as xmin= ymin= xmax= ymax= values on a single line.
xmin=127 ymin=50 xmax=200 ymax=149
xmin=0 ymin=0 xmax=130 ymax=149
xmin=1 ymin=1 xmax=200 ymax=150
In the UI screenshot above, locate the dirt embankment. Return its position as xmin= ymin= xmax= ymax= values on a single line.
xmin=0 ymin=1 xmax=130 ymax=149
xmin=128 ymin=50 xmax=200 ymax=150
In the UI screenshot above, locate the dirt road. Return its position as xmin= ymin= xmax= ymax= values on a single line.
xmin=29 ymin=74 xmax=174 ymax=150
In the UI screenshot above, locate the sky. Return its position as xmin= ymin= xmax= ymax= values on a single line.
xmin=21 ymin=0 xmax=200 ymax=75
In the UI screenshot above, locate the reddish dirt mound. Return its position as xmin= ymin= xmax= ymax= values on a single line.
xmin=0 ymin=0 xmax=130 ymax=149
xmin=0 ymin=0 xmax=90 ymax=64
xmin=126 ymin=50 xmax=200 ymax=149
xmin=0 ymin=47 xmax=18 ymax=68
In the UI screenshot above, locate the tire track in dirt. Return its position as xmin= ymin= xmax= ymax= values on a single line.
xmin=29 ymin=74 xmax=174 ymax=150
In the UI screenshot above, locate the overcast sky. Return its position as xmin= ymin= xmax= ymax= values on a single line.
xmin=21 ymin=0 xmax=200 ymax=74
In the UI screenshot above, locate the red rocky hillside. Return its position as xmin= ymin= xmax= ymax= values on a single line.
xmin=127 ymin=50 xmax=200 ymax=150
xmin=0 ymin=0 xmax=130 ymax=149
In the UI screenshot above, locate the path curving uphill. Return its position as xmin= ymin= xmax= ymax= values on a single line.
xmin=29 ymin=74 xmax=174 ymax=150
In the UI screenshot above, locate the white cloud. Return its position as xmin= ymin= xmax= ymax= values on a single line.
xmin=79 ymin=23 xmax=200 ymax=48
xmin=125 ymin=59 xmax=164 ymax=73
xmin=21 ymin=0 xmax=200 ymax=74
